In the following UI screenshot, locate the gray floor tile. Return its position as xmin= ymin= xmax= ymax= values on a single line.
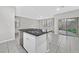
xmin=0 ymin=40 xmax=26 ymax=53
xmin=0 ymin=42 xmax=8 ymax=53
xmin=7 ymin=40 xmax=26 ymax=53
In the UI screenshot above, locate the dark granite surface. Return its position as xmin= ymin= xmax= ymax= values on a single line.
xmin=19 ymin=28 xmax=50 ymax=36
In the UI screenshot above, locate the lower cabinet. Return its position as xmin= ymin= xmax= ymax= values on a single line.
xmin=23 ymin=32 xmax=47 ymax=53
xmin=23 ymin=35 xmax=35 ymax=52
xmin=36 ymin=42 xmax=47 ymax=53
xmin=36 ymin=34 xmax=47 ymax=53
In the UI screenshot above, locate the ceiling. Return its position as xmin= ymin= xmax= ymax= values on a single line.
xmin=16 ymin=6 xmax=79 ymax=19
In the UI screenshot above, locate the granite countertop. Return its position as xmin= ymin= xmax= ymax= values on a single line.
xmin=19 ymin=28 xmax=52 ymax=36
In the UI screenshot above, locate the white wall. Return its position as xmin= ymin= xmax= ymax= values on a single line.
xmin=0 ymin=7 xmax=15 ymax=43
xmin=16 ymin=16 xmax=39 ymax=29
xmin=16 ymin=6 xmax=79 ymax=19
xmin=54 ymin=9 xmax=79 ymax=19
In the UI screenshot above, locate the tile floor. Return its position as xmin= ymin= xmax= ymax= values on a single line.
xmin=0 ymin=40 xmax=26 ymax=53
xmin=57 ymin=35 xmax=79 ymax=53
xmin=48 ymin=34 xmax=79 ymax=53
xmin=0 ymin=34 xmax=79 ymax=53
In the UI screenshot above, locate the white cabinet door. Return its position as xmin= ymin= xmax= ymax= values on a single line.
xmin=36 ymin=34 xmax=46 ymax=47
xmin=36 ymin=42 xmax=47 ymax=53
xmin=57 ymin=35 xmax=67 ymax=53
xmin=23 ymin=32 xmax=35 ymax=53
xmin=36 ymin=34 xmax=47 ymax=52
xmin=48 ymin=32 xmax=58 ymax=53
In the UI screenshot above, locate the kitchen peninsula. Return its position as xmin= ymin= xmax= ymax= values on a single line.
xmin=19 ymin=28 xmax=53 ymax=53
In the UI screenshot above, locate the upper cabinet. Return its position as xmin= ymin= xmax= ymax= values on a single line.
xmin=38 ymin=18 xmax=54 ymax=32
xmin=15 ymin=16 xmax=39 ymax=29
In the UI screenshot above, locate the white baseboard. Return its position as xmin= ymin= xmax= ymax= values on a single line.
xmin=0 ymin=39 xmax=15 ymax=44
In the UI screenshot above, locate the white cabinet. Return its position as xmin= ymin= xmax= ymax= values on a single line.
xmin=38 ymin=19 xmax=54 ymax=31
xmin=23 ymin=32 xmax=36 ymax=52
xmin=36 ymin=42 xmax=47 ymax=53
xmin=23 ymin=32 xmax=58 ymax=53
xmin=23 ymin=32 xmax=47 ymax=53
xmin=36 ymin=34 xmax=47 ymax=53
xmin=48 ymin=32 xmax=58 ymax=53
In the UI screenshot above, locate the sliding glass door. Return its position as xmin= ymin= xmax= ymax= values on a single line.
xmin=58 ymin=17 xmax=78 ymax=37
xmin=58 ymin=17 xmax=79 ymax=53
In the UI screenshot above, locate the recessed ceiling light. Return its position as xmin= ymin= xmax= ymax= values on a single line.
xmin=56 ymin=8 xmax=60 ymax=11
xmin=39 ymin=16 xmax=43 ymax=19
xmin=56 ymin=6 xmax=64 ymax=11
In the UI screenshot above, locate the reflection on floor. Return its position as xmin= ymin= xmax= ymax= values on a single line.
xmin=48 ymin=34 xmax=79 ymax=53
xmin=0 ymin=40 xmax=26 ymax=53
xmin=57 ymin=35 xmax=79 ymax=53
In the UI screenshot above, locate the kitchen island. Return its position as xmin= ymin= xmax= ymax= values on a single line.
xmin=19 ymin=28 xmax=53 ymax=53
